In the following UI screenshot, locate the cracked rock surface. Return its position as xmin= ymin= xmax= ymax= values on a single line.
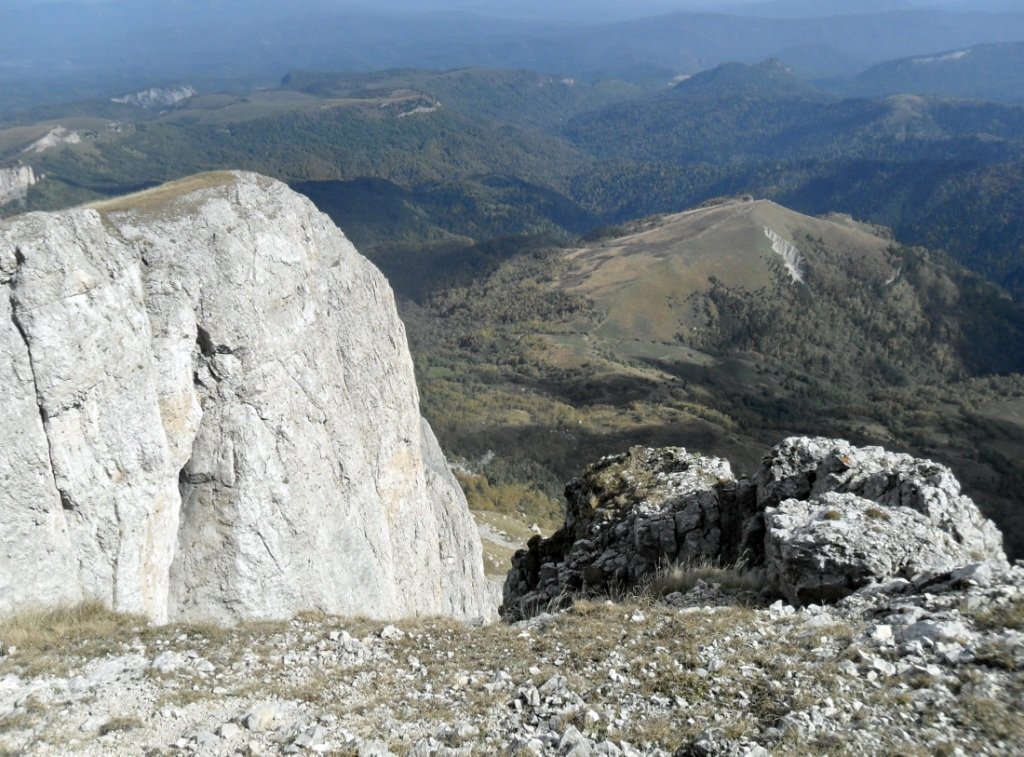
xmin=0 ymin=171 xmax=489 ymax=624
xmin=503 ymin=438 xmax=1006 ymax=620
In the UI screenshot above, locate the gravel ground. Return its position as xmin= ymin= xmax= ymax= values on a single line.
xmin=1 ymin=562 xmax=1022 ymax=756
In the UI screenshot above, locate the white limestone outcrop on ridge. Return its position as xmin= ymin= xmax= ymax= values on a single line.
xmin=22 ymin=126 xmax=82 ymax=154
xmin=763 ymin=226 xmax=806 ymax=283
xmin=0 ymin=171 xmax=490 ymax=624
xmin=111 ymin=85 xmax=196 ymax=109
xmin=0 ymin=165 xmax=36 ymax=206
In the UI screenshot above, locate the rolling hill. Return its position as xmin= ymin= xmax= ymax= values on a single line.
xmin=404 ymin=196 xmax=1024 ymax=559
xmin=559 ymin=60 xmax=1024 ymax=296
xmin=826 ymin=42 xmax=1024 ymax=103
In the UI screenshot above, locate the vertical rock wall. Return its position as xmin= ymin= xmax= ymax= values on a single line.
xmin=0 ymin=172 xmax=489 ymax=624
xmin=0 ymin=165 xmax=37 ymax=207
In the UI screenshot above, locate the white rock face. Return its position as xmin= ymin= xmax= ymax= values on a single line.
xmin=0 ymin=171 xmax=489 ymax=624
xmin=0 ymin=165 xmax=37 ymax=205
xmin=763 ymin=227 xmax=805 ymax=284
xmin=22 ymin=126 xmax=82 ymax=154
xmin=112 ymin=86 xmax=196 ymax=108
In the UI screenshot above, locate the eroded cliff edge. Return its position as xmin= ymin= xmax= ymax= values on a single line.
xmin=0 ymin=171 xmax=490 ymax=624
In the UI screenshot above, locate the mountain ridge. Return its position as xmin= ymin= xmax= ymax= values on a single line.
xmin=406 ymin=194 xmax=1024 ymax=560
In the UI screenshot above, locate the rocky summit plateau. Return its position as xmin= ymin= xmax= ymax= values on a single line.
xmin=0 ymin=171 xmax=490 ymax=625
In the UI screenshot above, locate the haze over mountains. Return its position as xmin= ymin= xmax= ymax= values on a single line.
xmin=3 ymin=0 xmax=1024 ymax=110
xmin=8 ymin=58 xmax=1023 ymax=297
xmin=826 ymin=41 xmax=1024 ymax=102
xmin=3 ymin=2 xmax=1024 ymax=754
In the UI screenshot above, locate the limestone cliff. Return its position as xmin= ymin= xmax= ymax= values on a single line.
xmin=0 ymin=166 xmax=36 ymax=207
xmin=0 ymin=171 xmax=490 ymax=624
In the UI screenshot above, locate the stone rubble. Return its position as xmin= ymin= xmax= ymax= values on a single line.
xmin=1 ymin=560 xmax=1021 ymax=755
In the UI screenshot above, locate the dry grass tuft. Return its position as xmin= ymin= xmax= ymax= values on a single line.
xmin=644 ymin=557 xmax=766 ymax=598
xmin=0 ymin=600 xmax=140 ymax=652
xmin=957 ymin=695 xmax=1024 ymax=743
xmin=98 ymin=715 xmax=144 ymax=736
xmin=968 ymin=600 xmax=1024 ymax=631
xmin=0 ymin=600 xmax=144 ymax=677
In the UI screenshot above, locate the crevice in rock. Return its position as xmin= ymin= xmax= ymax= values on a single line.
xmin=8 ymin=271 xmax=75 ymax=517
xmin=196 ymin=326 xmax=215 ymax=357
xmin=806 ymin=467 xmax=818 ymax=493
xmin=196 ymin=325 xmax=234 ymax=357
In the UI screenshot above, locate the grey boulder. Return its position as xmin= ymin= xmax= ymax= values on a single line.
xmin=760 ymin=437 xmax=1006 ymax=604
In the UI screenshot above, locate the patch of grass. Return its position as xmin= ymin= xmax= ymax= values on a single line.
xmin=0 ymin=600 xmax=133 ymax=649
xmin=622 ymin=712 xmax=691 ymax=752
xmin=86 ymin=171 xmax=237 ymax=214
xmin=0 ymin=711 xmax=34 ymax=733
xmin=968 ymin=601 xmax=1024 ymax=631
xmin=98 ymin=716 xmax=143 ymax=736
xmin=957 ymin=695 xmax=1024 ymax=743
xmin=972 ymin=642 xmax=1022 ymax=671
xmin=156 ymin=677 xmax=217 ymax=708
xmin=644 ymin=557 xmax=766 ymax=597
xmin=0 ymin=601 xmax=144 ymax=677
xmin=865 ymin=506 xmax=891 ymax=521
xmin=823 ymin=509 xmax=843 ymax=521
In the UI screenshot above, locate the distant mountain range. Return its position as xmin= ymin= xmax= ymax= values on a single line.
xmin=825 ymin=42 xmax=1024 ymax=102
xmin=4 ymin=60 xmax=1024 ymax=298
xmin=565 ymin=59 xmax=1024 ymax=164
xmin=4 ymin=1 xmax=1024 ymax=110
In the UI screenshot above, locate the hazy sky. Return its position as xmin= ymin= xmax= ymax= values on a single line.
xmin=0 ymin=0 xmax=970 ymax=10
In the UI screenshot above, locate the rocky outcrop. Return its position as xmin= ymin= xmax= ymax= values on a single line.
xmin=22 ymin=126 xmax=82 ymax=155
xmin=0 ymin=165 xmax=36 ymax=206
xmin=500 ymin=447 xmax=760 ymax=620
xmin=0 ymin=171 xmax=489 ymax=624
xmin=759 ymin=436 xmax=1005 ymax=604
xmin=763 ymin=226 xmax=805 ymax=283
xmin=502 ymin=437 xmax=1006 ymax=619
xmin=112 ymin=86 xmax=196 ymax=109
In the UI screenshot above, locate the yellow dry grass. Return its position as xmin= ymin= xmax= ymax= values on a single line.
xmin=555 ymin=199 xmax=894 ymax=344
xmin=85 ymin=171 xmax=237 ymax=214
xmin=0 ymin=600 xmax=134 ymax=650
